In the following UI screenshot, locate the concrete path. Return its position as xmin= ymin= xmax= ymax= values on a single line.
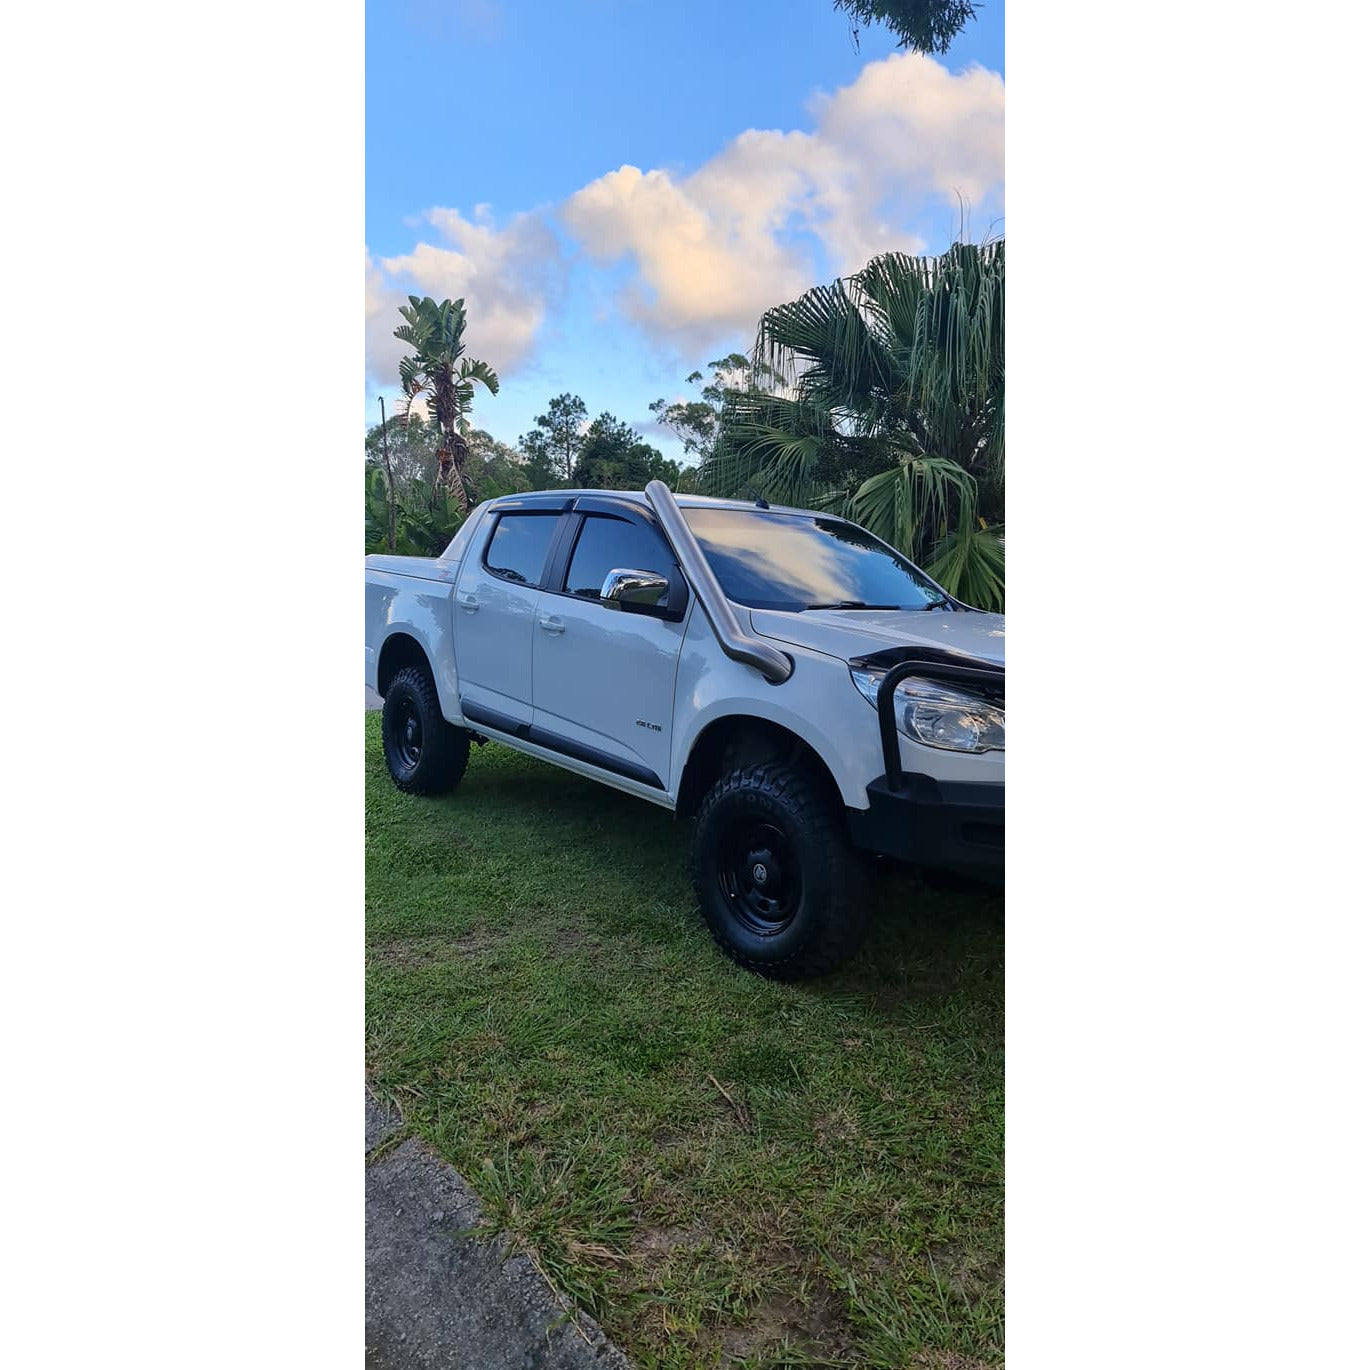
xmin=367 ymin=685 xmax=384 ymax=711
xmin=365 ymin=1093 xmax=632 ymax=1370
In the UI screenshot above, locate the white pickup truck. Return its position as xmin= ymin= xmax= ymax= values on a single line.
xmin=365 ymin=480 xmax=1003 ymax=978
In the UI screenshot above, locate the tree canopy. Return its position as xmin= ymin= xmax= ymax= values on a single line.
xmin=394 ymin=295 xmax=499 ymax=512
xmin=519 ymin=393 xmax=587 ymax=486
xmin=648 ymin=354 xmax=780 ymax=470
xmin=832 ymin=0 xmax=978 ymax=53
xmin=707 ymin=241 xmax=1005 ymax=609
xmin=572 ymin=412 xmax=692 ymax=491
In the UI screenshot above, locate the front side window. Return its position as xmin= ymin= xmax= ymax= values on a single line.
xmin=564 ymin=516 xmax=674 ymax=604
xmin=484 ymin=512 xmax=559 ymax=586
xmin=681 ymin=507 xmax=945 ymax=612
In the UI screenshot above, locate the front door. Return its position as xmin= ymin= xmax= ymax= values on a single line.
xmin=531 ymin=510 xmax=687 ymax=790
xmin=453 ymin=508 xmax=564 ymax=729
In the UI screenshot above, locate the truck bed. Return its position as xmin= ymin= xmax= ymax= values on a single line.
xmin=364 ymin=553 xmax=458 ymax=583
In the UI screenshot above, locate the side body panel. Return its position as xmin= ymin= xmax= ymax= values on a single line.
xmin=667 ymin=608 xmax=878 ymax=809
xmin=364 ymin=561 xmax=463 ymax=721
xmin=450 ymin=509 xmax=549 ymax=726
xmin=667 ymin=610 xmax=1005 ymax=810
xmin=364 ymin=500 xmax=495 ymax=727
xmin=531 ymin=592 xmax=686 ymax=788
xmin=528 ymin=501 xmax=690 ymax=789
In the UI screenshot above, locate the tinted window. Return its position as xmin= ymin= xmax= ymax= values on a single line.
xmin=484 ymin=513 xmax=559 ymax=586
xmin=564 ymin=516 xmax=674 ymax=603
xmin=682 ymin=508 xmax=944 ymax=612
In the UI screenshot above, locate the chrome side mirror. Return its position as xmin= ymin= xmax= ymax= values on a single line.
xmin=600 ymin=567 xmax=669 ymax=611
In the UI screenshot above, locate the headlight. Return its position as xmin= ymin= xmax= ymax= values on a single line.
xmin=850 ymin=669 xmax=1004 ymax=754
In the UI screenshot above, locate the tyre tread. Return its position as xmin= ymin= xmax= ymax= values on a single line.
xmin=382 ymin=665 xmax=469 ymax=796
xmin=689 ymin=760 xmax=871 ymax=979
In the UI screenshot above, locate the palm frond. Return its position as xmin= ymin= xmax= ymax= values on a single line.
xmin=926 ymin=521 xmax=1006 ymax=612
xmin=717 ymin=240 xmax=1006 ymax=576
xmin=704 ymin=392 xmax=832 ymax=504
xmin=845 ymin=455 xmax=975 ymax=561
xmin=457 ymin=357 xmax=500 ymax=395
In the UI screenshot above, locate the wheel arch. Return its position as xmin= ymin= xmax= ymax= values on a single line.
xmin=675 ymin=714 xmax=845 ymax=819
xmin=376 ymin=631 xmax=435 ymax=698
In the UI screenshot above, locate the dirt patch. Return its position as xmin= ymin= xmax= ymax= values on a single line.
xmin=650 ymin=1126 xmax=691 ymax=1150
xmin=368 ymin=929 xmax=500 ymax=970
xmin=812 ymin=1106 xmax=861 ymax=1147
xmin=715 ymin=1282 xmax=854 ymax=1363
xmin=925 ymin=1241 xmax=1004 ymax=1302
xmin=547 ymin=923 xmax=602 ymax=954
xmin=631 ymin=1223 xmax=704 ymax=1258
xmin=910 ymin=1353 xmax=999 ymax=1370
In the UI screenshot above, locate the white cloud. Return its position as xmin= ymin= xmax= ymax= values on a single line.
xmin=365 ymin=250 xmax=403 ymax=388
xmin=561 ymin=50 xmax=1004 ymax=347
xmin=365 ymin=206 xmax=563 ymax=389
xmin=366 ymin=51 xmax=1003 ymax=390
xmin=561 ymin=162 xmax=814 ymax=351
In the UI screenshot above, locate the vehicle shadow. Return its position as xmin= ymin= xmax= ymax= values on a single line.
xmin=454 ymin=741 xmax=1003 ymax=1015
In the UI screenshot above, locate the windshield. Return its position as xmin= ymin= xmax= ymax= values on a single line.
xmin=681 ymin=507 xmax=947 ymax=612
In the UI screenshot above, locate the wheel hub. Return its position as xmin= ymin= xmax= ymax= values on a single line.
xmin=396 ymin=703 xmax=423 ymax=767
xmin=718 ymin=823 xmax=800 ymax=935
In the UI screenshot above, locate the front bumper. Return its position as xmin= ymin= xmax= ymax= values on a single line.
xmin=848 ymin=772 xmax=1004 ymax=881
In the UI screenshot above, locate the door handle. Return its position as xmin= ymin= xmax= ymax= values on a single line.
xmin=538 ymin=615 xmax=565 ymax=635
xmin=458 ymin=593 xmax=479 ymax=612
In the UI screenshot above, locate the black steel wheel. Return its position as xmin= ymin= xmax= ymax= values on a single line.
xmin=381 ymin=664 xmax=469 ymax=796
xmin=690 ymin=761 xmax=871 ymax=979
xmin=394 ymin=696 xmax=424 ymax=768
xmin=717 ymin=820 xmax=802 ymax=936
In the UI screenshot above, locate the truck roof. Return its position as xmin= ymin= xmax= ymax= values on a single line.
xmin=486 ymin=490 xmax=823 ymax=518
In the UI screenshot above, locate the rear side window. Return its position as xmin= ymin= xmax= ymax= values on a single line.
xmin=564 ymin=515 xmax=675 ymax=601
xmin=483 ymin=513 xmax=559 ymax=586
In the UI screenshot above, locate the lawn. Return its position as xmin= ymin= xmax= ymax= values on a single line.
xmin=365 ymin=712 xmax=1004 ymax=1368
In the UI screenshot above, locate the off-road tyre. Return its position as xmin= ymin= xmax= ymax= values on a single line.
xmin=381 ymin=665 xmax=470 ymax=795
xmin=690 ymin=761 xmax=872 ymax=980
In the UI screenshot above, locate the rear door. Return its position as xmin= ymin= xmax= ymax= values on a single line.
xmin=452 ymin=504 xmax=568 ymax=730
xmin=530 ymin=502 xmax=688 ymax=790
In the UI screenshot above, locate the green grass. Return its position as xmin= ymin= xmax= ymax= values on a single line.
xmin=366 ymin=713 xmax=1004 ymax=1369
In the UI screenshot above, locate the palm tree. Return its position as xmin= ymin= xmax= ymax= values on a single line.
xmin=706 ymin=242 xmax=1005 ymax=610
xmin=394 ymin=296 xmax=499 ymax=513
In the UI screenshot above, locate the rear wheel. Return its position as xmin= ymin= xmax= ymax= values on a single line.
xmin=690 ymin=761 xmax=871 ymax=979
xmin=381 ymin=665 xmax=469 ymax=795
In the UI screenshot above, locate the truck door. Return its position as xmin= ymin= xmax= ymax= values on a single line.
xmin=452 ymin=506 xmax=566 ymax=730
xmin=530 ymin=505 xmax=688 ymax=791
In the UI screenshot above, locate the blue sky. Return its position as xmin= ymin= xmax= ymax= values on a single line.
xmin=366 ymin=0 xmax=1004 ymax=458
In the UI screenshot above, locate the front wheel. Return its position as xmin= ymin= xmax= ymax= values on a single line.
xmin=381 ymin=665 xmax=469 ymax=795
xmin=689 ymin=762 xmax=871 ymax=979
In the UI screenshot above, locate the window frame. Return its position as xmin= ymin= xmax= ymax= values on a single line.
xmin=545 ymin=505 xmax=688 ymax=623
xmin=479 ymin=508 xmax=570 ymax=589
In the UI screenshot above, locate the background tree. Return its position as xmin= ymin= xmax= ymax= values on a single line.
xmin=467 ymin=429 xmax=533 ymax=502
xmin=833 ymin=0 xmax=978 ymax=53
xmin=570 ymin=412 xmax=684 ymax=490
xmin=519 ymin=392 xmax=587 ymax=485
xmin=708 ymin=241 xmax=1005 ymax=609
xmin=517 ymin=429 xmax=562 ymax=489
xmin=365 ymin=466 xmax=465 ymax=558
xmin=365 ymin=421 xmax=538 ymax=553
xmin=366 ymin=413 xmax=440 ymax=489
xmin=394 ymin=295 xmax=499 ymax=513
xmin=648 ymin=353 xmax=780 ymax=470
xmin=366 ymin=413 xmax=437 ymax=553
